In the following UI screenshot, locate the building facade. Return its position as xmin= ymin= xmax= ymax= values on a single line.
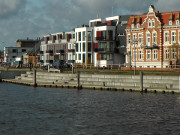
xmin=126 ymin=5 xmax=180 ymax=68
xmin=40 ymin=31 xmax=75 ymax=66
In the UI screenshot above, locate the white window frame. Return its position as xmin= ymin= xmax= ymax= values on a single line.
xmin=152 ymin=32 xmax=157 ymax=44
xmin=165 ymin=49 xmax=169 ymax=60
xmin=138 ymin=33 xmax=143 ymax=45
xmin=171 ymin=48 xmax=176 ymax=59
xmin=131 ymin=24 xmax=134 ymax=28
xmin=169 ymin=20 xmax=172 ymax=25
xmin=139 ymin=50 xmax=143 ymax=60
xmin=146 ymin=32 xmax=151 ymax=46
xmin=152 ymin=19 xmax=155 ymax=27
xmin=137 ymin=23 xmax=139 ymax=28
xmin=164 ymin=32 xmax=169 ymax=43
xmin=146 ymin=50 xmax=151 ymax=60
xmin=176 ymin=20 xmax=179 ymax=25
xmin=171 ymin=31 xmax=176 ymax=43
xmin=153 ymin=49 xmax=158 ymax=60
xmin=148 ymin=19 xmax=152 ymax=27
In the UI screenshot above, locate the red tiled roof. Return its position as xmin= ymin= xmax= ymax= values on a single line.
xmin=127 ymin=10 xmax=180 ymax=28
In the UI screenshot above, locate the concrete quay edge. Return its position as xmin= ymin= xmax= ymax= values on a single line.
xmin=1 ymin=79 xmax=180 ymax=94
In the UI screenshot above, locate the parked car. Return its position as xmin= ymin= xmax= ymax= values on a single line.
xmin=53 ymin=60 xmax=72 ymax=69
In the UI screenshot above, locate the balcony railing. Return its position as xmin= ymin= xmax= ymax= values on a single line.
xmin=39 ymin=60 xmax=44 ymax=63
xmin=68 ymin=60 xmax=75 ymax=63
xmin=56 ymin=50 xmax=65 ymax=54
xmin=97 ymin=48 xmax=114 ymax=53
xmin=96 ymin=37 xmax=114 ymax=41
xmin=39 ymin=51 xmax=44 ymax=54
xmin=68 ymin=49 xmax=75 ymax=53
xmin=46 ymin=60 xmax=53 ymax=63
xmin=46 ymin=50 xmax=53 ymax=53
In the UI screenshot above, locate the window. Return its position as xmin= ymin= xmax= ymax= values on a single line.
xmin=146 ymin=33 xmax=151 ymax=46
xmin=165 ymin=49 xmax=169 ymax=59
xmin=137 ymin=23 xmax=139 ymax=28
xmin=148 ymin=19 xmax=151 ymax=27
xmin=79 ymin=43 xmax=81 ymax=52
xmin=172 ymin=32 xmax=176 ymax=43
xmin=146 ymin=50 xmax=151 ymax=60
xmin=153 ymin=32 xmax=157 ymax=44
xmin=138 ymin=34 xmax=143 ymax=44
xmin=152 ymin=19 xmax=155 ymax=27
xmin=131 ymin=24 xmax=134 ymax=28
xmin=169 ymin=20 xmax=172 ymax=25
xmin=179 ymin=31 xmax=180 ymax=43
xmin=22 ymin=49 xmax=26 ymax=52
xmin=12 ymin=49 xmax=17 ymax=53
xmin=165 ymin=32 xmax=169 ymax=43
xmin=83 ymin=31 xmax=86 ymax=41
xmin=172 ymin=48 xmax=176 ymax=59
xmin=133 ymin=50 xmax=137 ymax=60
xmin=176 ymin=20 xmax=179 ymax=25
xmin=128 ymin=35 xmax=131 ymax=44
xmin=78 ymin=54 xmax=81 ymax=60
xmin=133 ymin=34 xmax=137 ymax=40
xmin=153 ymin=49 xmax=157 ymax=60
xmin=83 ymin=43 xmax=86 ymax=52
xmin=139 ymin=50 xmax=143 ymax=60
xmin=78 ymin=32 xmax=81 ymax=41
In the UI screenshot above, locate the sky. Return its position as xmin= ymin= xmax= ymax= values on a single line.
xmin=0 ymin=0 xmax=180 ymax=50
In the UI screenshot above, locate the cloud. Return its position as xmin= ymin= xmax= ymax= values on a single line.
xmin=0 ymin=0 xmax=179 ymax=49
xmin=0 ymin=0 xmax=26 ymax=18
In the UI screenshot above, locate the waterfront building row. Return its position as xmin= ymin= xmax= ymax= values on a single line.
xmin=39 ymin=6 xmax=180 ymax=68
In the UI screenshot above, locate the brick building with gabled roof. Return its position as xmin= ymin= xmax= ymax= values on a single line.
xmin=126 ymin=5 xmax=180 ymax=68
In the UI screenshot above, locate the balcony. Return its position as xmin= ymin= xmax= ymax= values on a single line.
xmin=68 ymin=60 xmax=75 ymax=63
xmin=39 ymin=51 xmax=44 ymax=54
xmin=56 ymin=50 xmax=65 ymax=54
xmin=46 ymin=50 xmax=53 ymax=54
xmin=96 ymin=37 xmax=113 ymax=41
xmin=39 ymin=60 xmax=44 ymax=63
xmin=46 ymin=60 xmax=53 ymax=63
xmin=97 ymin=48 xmax=114 ymax=53
xmin=141 ymin=44 xmax=159 ymax=49
xmin=68 ymin=49 xmax=75 ymax=53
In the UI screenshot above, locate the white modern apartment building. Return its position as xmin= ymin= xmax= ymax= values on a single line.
xmin=75 ymin=26 xmax=93 ymax=64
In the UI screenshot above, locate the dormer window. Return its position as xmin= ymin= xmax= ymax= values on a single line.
xmin=176 ymin=20 xmax=179 ymax=25
xmin=137 ymin=23 xmax=139 ymax=28
xmin=169 ymin=20 xmax=172 ymax=25
xmin=131 ymin=24 xmax=134 ymax=28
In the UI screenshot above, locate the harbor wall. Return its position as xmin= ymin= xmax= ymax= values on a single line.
xmin=0 ymin=71 xmax=26 ymax=80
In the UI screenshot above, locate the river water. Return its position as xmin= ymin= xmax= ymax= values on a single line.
xmin=0 ymin=82 xmax=180 ymax=135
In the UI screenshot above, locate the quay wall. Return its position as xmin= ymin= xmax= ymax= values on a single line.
xmin=0 ymin=71 xmax=26 ymax=80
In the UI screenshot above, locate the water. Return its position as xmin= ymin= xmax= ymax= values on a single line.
xmin=0 ymin=83 xmax=180 ymax=135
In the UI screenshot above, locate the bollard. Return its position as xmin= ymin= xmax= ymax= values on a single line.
xmin=77 ymin=71 xmax=80 ymax=89
xmin=72 ymin=66 xmax=74 ymax=74
xmin=33 ymin=69 xmax=37 ymax=87
xmin=140 ymin=71 xmax=143 ymax=92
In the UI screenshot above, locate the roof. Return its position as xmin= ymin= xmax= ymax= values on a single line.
xmin=126 ymin=10 xmax=180 ymax=28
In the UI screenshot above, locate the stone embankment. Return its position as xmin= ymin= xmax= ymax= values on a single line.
xmin=1 ymin=71 xmax=180 ymax=94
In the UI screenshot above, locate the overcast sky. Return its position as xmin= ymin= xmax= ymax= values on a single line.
xmin=0 ymin=0 xmax=179 ymax=50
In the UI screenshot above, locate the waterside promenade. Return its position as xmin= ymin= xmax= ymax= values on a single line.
xmin=1 ymin=69 xmax=179 ymax=94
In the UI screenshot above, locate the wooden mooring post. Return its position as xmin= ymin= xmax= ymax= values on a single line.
xmin=140 ymin=71 xmax=143 ymax=91
xmin=33 ymin=69 xmax=37 ymax=87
